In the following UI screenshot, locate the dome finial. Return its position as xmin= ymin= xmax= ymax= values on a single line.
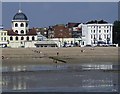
xmin=18 ymin=9 xmax=22 ymax=13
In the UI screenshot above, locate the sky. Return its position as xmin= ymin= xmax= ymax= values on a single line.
xmin=2 ymin=2 xmax=118 ymax=29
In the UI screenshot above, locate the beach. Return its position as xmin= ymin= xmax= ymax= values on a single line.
xmin=2 ymin=47 xmax=118 ymax=66
xmin=2 ymin=47 xmax=119 ymax=92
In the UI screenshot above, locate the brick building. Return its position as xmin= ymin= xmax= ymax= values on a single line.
xmin=50 ymin=24 xmax=72 ymax=38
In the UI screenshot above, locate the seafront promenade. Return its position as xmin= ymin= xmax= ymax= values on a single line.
xmin=2 ymin=47 xmax=118 ymax=66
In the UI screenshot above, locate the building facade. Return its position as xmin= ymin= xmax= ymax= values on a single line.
xmin=0 ymin=27 xmax=8 ymax=47
xmin=49 ymin=24 xmax=72 ymax=38
xmin=1 ymin=9 xmax=113 ymax=48
xmin=81 ymin=20 xmax=113 ymax=46
xmin=6 ymin=10 xmax=38 ymax=48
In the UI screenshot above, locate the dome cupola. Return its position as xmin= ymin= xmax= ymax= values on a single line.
xmin=13 ymin=10 xmax=28 ymax=20
xmin=12 ymin=9 xmax=29 ymax=35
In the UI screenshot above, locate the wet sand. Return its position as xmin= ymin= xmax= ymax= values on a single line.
xmin=2 ymin=47 xmax=119 ymax=92
xmin=2 ymin=47 xmax=118 ymax=66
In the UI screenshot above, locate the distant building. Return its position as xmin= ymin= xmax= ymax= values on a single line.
xmin=0 ymin=9 xmax=113 ymax=48
xmin=0 ymin=26 xmax=8 ymax=47
xmin=81 ymin=20 xmax=113 ymax=46
xmin=50 ymin=24 xmax=72 ymax=38
xmin=35 ymin=27 xmax=48 ymax=39
xmin=6 ymin=9 xmax=38 ymax=48
xmin=48 ymin=26 xmax=54 ymax=38
xmin=67 ymin=22 xmax=80 ymax=28
xmin=72 ymin=24 xmax=82 ymax=38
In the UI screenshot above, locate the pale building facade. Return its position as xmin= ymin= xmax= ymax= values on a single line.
xmin=81 ymin=23 xmax=113 ymax=46
xmin=7 ymin=10 xmax=38 ymax=48
xmin=0 ymin=28 xmax=8 ymax=47
xmin=50 ymin=38 xmax=82 ymax=47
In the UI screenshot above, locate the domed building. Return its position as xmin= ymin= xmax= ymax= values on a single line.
xmin=12 ymin=9 xmax=29 ymax=35
xmin=7 ymin=10 xmax=38 ymax=48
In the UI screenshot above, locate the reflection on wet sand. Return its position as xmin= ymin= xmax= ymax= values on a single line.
xmin=2 ymin=64 xmax=119 ymax=92
xmin=2 ymin=64 xmax=118 ymax=72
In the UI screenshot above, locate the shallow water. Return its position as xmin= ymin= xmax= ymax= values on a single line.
xmin=2 ymin=63 xmax=119 ymax=92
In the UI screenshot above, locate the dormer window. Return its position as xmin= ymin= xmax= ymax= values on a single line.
xmin=15 ymin=30 xmax=18 ymax=33
xmin=10 ymin=36 xmax=13 ymax=40
xmin=21 ymin=36 xmax=24 ymax=40
xmin=32 ymin=36 xmax=35 ymax=41
xmin=16 ymin=36 xmax=18 ymax=40
xmin=21 ymin=30 xmax=24 ymax=34
xmin=27 ymin=36 xmax=29 ymax=41
xmin=15 ymin=23 xmax=18 ymax=27
xmin=20 ymin=23 xmax=24 ymax=27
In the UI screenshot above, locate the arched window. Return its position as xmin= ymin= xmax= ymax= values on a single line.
xmin=21 ymin=30 xmax=24 ymax=34
xmin=27 ymin=36 xmax=29 ymax=41
xmin=20 ymin=23 xmax=24 ymax=27
xmin=15 ymin=30 xmax=18 ymax=33
xmin=26 ymin=23 xmax=28 ymax=27
xmin=10 ymin=36 xmax=13 ymax=40
xmin=21 ymin=36 xmax=24 ymax=40
xmin=15 ymin=23 xmax=18 ymax=27
xmin=32 ymin=36 xmax=35 ymax=41
xmin=16 ymin=36 xmax=18 ymax=40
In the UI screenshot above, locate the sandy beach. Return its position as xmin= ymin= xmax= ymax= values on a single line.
xmin=2 ymin=47 xmax=119 ymax=92
xmin=2 ymin=47 xmax=118 ymax=66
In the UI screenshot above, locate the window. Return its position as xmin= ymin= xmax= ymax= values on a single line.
xmin=91 ymin=35 xmax=93 ymax=39
xmin=1 ymin=32 xmax=3 ymax=35
xmin=4 ymin=33 xmax=6 ymax=35
xmin=32 ymin=36 xmax=35 ymax=41
xmin=4 ymin=37 xmax=6 ymax=41
xmin=21 ymin=30 xmax=24 ymax=34
xmin=107 ymin=30 xmax=109 ymax=33
xmin=16 ymin=36 xmax=18 ymax=40
xmin=99 ymin=30 xmax=101 ymax=33
xmin=15 ymin=30 xmax=18 ymax=33
xmin=1 ymin=37 xmax=3 ymax=41
xmin=27 ymin=37 xmax=29 ymax=41
xmin=91 ymin=30 xmax=92 ymax=33
xmin=26 ymin=23 xmax=28 ymax=27
xmin=94 ymin=30 xmax=95 ymax=33
xmin=99 ymin=35 xmax=102 ymax=40
xmin=21 ymin=37 xmax=24 ymax=40
xmin=20 ymin=23 xmax=24 ymax=27
xmin=107 ymin=35 xmax=109 ymax=38
xmin=99 ymin=26 xmax=101 ymax=28
xmin=94 ymin=35 xmax=96 ymax=39
xmin=10 ymin=36 xmax=13 ymax=40
xmin=104 ymin=35 xmax=106 ymax=39
xmin=15 ymin=23 xmax=18 ymax=27
xmin=104 ymin=30 xmax=106 ymax=33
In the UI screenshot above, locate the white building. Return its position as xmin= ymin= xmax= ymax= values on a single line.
xmin=81 ymin=21 xmax=113 ymax=46
xmin=0 ymin=26 xmax=8 ymax=47
xmin=7 ymin=9 xmax=38 ymax=48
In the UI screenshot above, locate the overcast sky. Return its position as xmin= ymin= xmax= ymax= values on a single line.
xmin=2 ymin=2 xmax=118 ymax=29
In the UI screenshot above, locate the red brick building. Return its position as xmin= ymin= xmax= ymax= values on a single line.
xmin=51 ymin=24 xmax=72 ymax=38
